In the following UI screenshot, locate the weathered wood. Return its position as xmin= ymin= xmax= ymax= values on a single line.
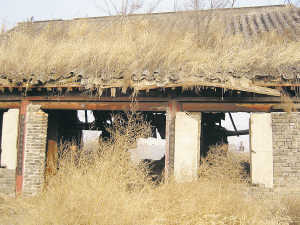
xmin=272 ymin=104 xmax=300 ymax=110
xmin=181 ymin=102 xmax=274 ymax=112
xmin=0 ymin=95 xmax=289 ymax=103
xmin=0 ymin=99 xmax=296 ymax=112
xmin=46 ymin=113 xmax=59 ymax=177
xmin=228 ymin=112 xmax=239 ymax=136
xmin=254 ymin=82 xmax=300 ymax=87
xmin=225 ymin=129 xmax=249 ymax=136
xmin=0 ymin=102 xmax=20 ymax=109
xmin=0 ymin=79 xmax=284 ymax=95
xmin=16 ymin=100 xmax=29 ymax=194
xmin=38 ymin=101 xmax=168 ymax=111
xmin=165 ymin=100 xmax=181 ymax=179
xmin=135 ymin=80 xmax=281 ymax=96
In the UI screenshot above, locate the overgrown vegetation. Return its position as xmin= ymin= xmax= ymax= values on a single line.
xmin=198 ymin=144 xmax=250 ymax=183
xmin=0 ymin=112 xmax=299 ymax=225
xmin=0 ymin=6 xmax=299 ymax=89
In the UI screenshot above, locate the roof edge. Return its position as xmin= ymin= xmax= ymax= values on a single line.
xmin=17 ymin=4 xmax=288 ymax=25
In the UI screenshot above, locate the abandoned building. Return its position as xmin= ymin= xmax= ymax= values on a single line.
xmin=0 ymin=4 xmax=300 ymax=196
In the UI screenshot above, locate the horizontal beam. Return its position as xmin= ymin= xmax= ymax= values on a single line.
xmin=226 ymin=129 xmax=249 ymax=136
xmin=181 ymin=103 xmax=275 ymax=112
xmin=253 ymin=82 xmax=300 ymax=87
xmin=0 ymin=99 xmax=298 ymax=113
xmin=136 ymin=80 xmax=281 ymax=96
xmin=0 ymin=102 xmax=20 ymax=109
xmin=38 ymin=101 xmax=167 ymax=111
xmin=0 ymin=95 xmax=288 ymax=103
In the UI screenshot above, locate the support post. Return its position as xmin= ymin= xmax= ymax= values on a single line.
xmin=250 ymin=113 xmax=273 ymax=188
xmin=0 ymin=110 xmax=18 ymax=195
xmin=46 ymin=113 xmax=59 ymax=177
xmin=165 ymin=100 xmax=180 ymax=179
xmin=174 ymin=112 xmax=201 ymax=181
xmin=1 ymin=109 xmax=19 ymax=169
xmin=16 ymin=101 xmax=29 ymax=194
xmin=16 ymin=102 xmax=48 ymax=195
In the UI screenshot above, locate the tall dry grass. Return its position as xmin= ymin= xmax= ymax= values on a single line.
xmin=198 ymin=144 xmax=250 ymax=183
xmin=0 ymin=112 xmax=297 ymax=225
xmin=0 ymin=8 xmax=299 ymax=88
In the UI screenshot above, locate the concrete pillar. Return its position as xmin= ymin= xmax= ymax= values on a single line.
xmin=174 ymin=112 xmax=201 ymax=182
xmin=1 ymin=109 xmax=19 ymax=170
xmin=250 ymin=113 xmax=273 ymax=188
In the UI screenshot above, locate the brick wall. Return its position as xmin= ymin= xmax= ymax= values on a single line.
xmin=0 ymin=168 xmax=15 ymax=195
xmin=22 ymin=104 xmax=48 ymax=196
xmin=272 ymin=112 xmax=300 ymax=191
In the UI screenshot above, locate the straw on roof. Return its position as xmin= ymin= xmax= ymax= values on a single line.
xmin=0 ymin=5 xmax=299 ymax=95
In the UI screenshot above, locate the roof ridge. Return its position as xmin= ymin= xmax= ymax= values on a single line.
xmin=18 ymin=4 xmax=288 ymax=25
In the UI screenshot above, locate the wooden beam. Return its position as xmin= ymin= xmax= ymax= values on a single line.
xmin=181 ymin=103 xmax=274 ymax=112
xmin=0 ymin=95 xmax=288 ymax=103
xmin=38 ymin=101 xmax=167 ymax=111
xmin=135 ymin=80 xmax=281 ymax=96
xmin=253 ymin=82 xmax=300 ymax=87
xmin=0 ymin=102 xmax=20 ymax=109
xmin=226 ymin=129 xmax=249 ymax=137
xmin=272 ymin=104 xmax=300 ymax=110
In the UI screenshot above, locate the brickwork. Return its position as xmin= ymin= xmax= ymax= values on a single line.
xmin=22 ymin=104 xmax=48 ymax=196
xmin=0 ymin=168 xmax=15 ymax=195
xmin=272 ymin=112 xmax=300 ymax=190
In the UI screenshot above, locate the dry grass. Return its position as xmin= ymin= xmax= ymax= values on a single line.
xmin=198 ymin=144 xmax=250 ymax=183
xmin=0 ymin=7 xmax=299 ymax=88
xmin=0 ymin=113 xmax=299 ymax=225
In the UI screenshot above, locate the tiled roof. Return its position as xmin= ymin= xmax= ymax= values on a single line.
xmin=0 ymin=5 xmax=299 ymax=96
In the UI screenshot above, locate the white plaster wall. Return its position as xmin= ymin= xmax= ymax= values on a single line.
xmin=174 ymin=112 xmax=201 ymax=182
xmin=250 ymin=113 xmax=273 ymax=188
xmin=1 ymin=109 xmax=19 ymax=170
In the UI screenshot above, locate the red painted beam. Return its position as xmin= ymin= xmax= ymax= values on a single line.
xmin=38 ymin=101 xmax=167 ymax=111
xmin=0 ymin=102 xmax=20 ymax=109
xmin=181 ymin=103 xmax=274 ymax=112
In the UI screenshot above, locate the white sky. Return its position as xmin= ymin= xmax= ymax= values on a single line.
xmin=0 ymin=0 xmax=288 ymax=28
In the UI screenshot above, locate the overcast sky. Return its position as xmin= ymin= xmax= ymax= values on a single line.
xmin=0 ymin=0 xmax=287 ymax=28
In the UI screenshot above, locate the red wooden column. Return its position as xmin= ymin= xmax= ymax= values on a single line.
xmin=45 ymin=112 xmax=59 ymax=177
xmin=165 ymin=100 xmax=181 ymax=179
xmin=0 ymin=111 xmax=4 ymax=167
xmin=16 ymin=100 xmax=29 ymax=194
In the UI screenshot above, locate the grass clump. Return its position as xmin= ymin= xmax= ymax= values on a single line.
xmin=198 ymin=144 xmax=250 ymax=183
